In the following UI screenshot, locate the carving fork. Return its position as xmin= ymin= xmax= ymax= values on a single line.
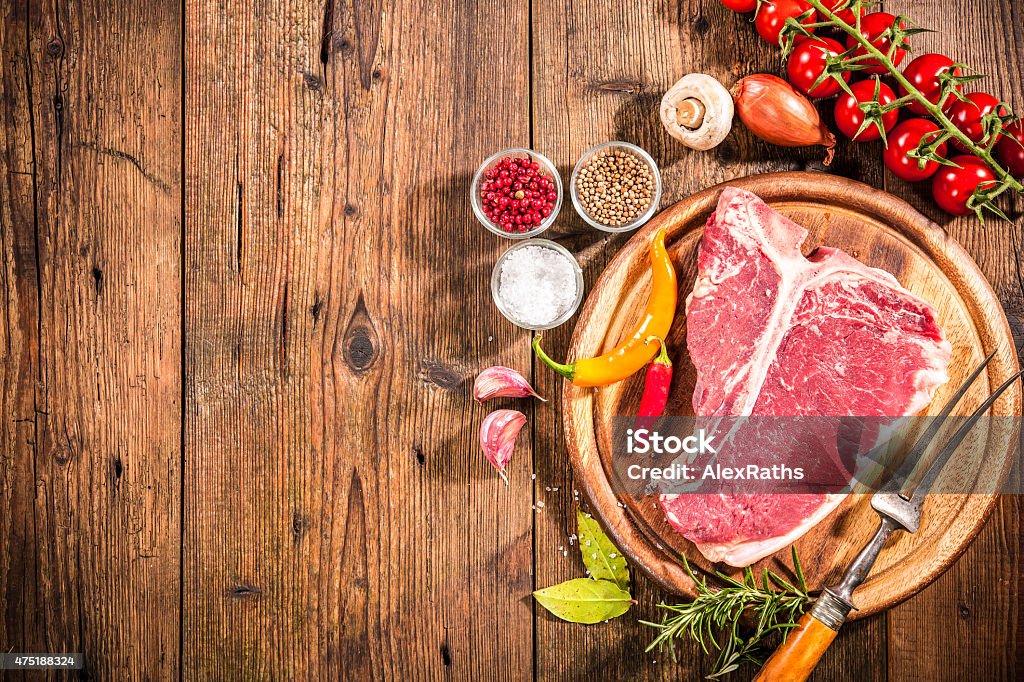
xmin=755 ymin=352 xmax=1023 ymax=682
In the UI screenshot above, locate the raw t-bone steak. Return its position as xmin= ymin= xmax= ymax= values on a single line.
xmin=659 ymin=187 xmax=951 ymax=567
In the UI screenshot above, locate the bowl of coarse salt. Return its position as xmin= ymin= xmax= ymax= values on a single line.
xmin=491 ymin=239 xmax=584 ymax=330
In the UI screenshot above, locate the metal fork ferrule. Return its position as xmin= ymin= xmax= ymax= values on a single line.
xmin=810 ymin=589 xmax=854 ymax=631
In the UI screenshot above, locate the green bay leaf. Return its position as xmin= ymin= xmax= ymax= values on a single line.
xmin=533 ymin=578 xmax=632 ymax=624
xmin=577 ymin=510 xmax=629 ymax=590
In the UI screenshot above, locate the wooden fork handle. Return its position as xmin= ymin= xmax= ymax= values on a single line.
xmin=752 ymin=612 xmax=839 ymax=682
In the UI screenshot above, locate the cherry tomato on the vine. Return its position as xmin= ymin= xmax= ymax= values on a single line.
xmin=820 ymin=0 xmax=864 ymax=24
xmin=846 ymin=12 xmax=908 ymax=74
xmin=996 ymin=120 xmax=1024 ymax=178
xmin=719 ymin=0 xmax=758 ymax=11
xmin=756 ymin=0 xmax=816 ymax=47
xmin=883 ymin=118 xmax=948 ymax=182
xmin=899 ymin=54 xmax=962 ymax=115
xmin=787 ymin=37 xmax=849 ymax=98
xmin=834 ymin=79 xmax=899 ymax=142
xmin=947 ymin=92 xmax=1007 ymax=151
xmin=931 ymin=156 xmax=996 ymax=216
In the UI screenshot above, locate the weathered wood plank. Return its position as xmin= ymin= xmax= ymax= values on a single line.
xmin=530 ymin=1 xmax=888 ymax=679
xmin=0 ymin=5 xmax=44 ymax=673
xmin=0 ymin=1 xmax=182 ymax=678
xmin=884 ymin=2 xmax=1024 ymax=680
xmin=184 ymin=0 xmax=533 ymax=678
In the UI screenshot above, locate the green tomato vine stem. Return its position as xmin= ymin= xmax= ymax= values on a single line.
xmin=804 ymin=0 xmax=1024 ymax=196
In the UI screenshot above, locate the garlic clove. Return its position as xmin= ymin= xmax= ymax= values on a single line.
xmin=480 ymin=409 xmax=527 ymax=485
xmin=660 ymin=73 xmax=734 ymax=151
xmin=473 ymin=366 xmax=546 ymax=402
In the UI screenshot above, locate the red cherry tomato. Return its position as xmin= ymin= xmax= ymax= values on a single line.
xmin=931 ymin=156 xmax=996 ymax=216
xmin=820 ymin=0 xmax=864 ymax=24
xmin=846 ymin=12 xmax=908 ymax=74
xmin=899 ymin=54 xmax=962 ymax=115
xmin=947 ymin=92 xmax=1007 ymax=151
xmin=996 ymin=120 xmax=1024 ymax=178
xmin=719 ymin=0 xmax=758 ymax=11
xmin=834 ymin=79 xmax=899 ymax=141
xmin=756 ymin=0 xmax=816 ymax=47
xmin=786 ymin=37 xmax=849 ymax=98
xmin=883 ymin=118 xmax=948 ymax=182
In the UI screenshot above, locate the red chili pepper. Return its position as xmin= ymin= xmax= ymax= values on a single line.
xmin=637 ymin=336 xmax=672 ymax=430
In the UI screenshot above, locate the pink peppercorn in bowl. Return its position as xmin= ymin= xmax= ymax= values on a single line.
xmin=471 ymin=148 xmax=563 ymax=239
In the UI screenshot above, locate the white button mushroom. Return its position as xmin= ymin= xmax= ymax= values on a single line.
xmin=660 ymin=74 xmax=734 ymax=151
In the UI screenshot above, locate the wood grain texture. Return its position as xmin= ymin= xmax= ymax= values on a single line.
xmin=0 ymin=1 xmax=182 ymax=679
xmin=184 ymin=0 xmax=533 ymax=678
xmin=530 ymin=1 xmax=889 ymax=680
xmin=882 ymin=2 xmax=1024 ymax=680
xmin=530 ymin=2 xmax=695 ymax=679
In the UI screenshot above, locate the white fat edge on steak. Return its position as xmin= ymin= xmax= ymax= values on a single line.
xmin=691 ymin=494 xmax=847 ymax=567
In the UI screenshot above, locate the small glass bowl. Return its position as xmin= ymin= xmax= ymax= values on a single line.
xmin=471 ymin=148 xmax=563 ymax=239
xmin=570 ymin=141 xmax=662 ymax=233
xmin=490 ymin=239 xmax=585 ymax=330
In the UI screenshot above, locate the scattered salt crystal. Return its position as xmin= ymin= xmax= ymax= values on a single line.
xmin=488 ymin=335 xmax=494 ymax=342
xmin=545 ymin=486 xmax=551 ymax=491
xmin=563 ymin=550 xmax=568 ymax=556
xmin=532 ymin=473 xmax=536 ymax=480
xmin=536 ymin=500 xmax=545 ymax=508
xmin=497 ymin=245 xmax=579 ymax=326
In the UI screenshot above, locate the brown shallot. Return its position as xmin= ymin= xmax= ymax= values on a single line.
xmin=473 ymin=366 xmax=545 ymax=402
xmin=480 ymin=409 xmax=527 ymax=485
xmin=731 ymin=74 xmax=836 ymax=165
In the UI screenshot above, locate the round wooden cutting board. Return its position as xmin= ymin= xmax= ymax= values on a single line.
xmin=563 ymin=172 xmax=1022 ymax=618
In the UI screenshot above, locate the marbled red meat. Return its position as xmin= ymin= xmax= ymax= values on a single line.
xmin=659 ymin=187 xmax=951 ymax=566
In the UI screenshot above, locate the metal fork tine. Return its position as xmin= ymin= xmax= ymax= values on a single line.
xmin=935 ymin=351 xmax=998 ymax=417
xmin=907 ymin=367 xmax=1024 ymax=501
xmin=901 ymin=350 xmax=997 ymax=460
xmin=875 ymin=351 xmax=997 ymax=491
xmin=826 ymin=355 xmax=1020 ymax=636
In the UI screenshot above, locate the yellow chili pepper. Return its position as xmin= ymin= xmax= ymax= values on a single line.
xmin=533 ymin=228 xmax=677 ymax=387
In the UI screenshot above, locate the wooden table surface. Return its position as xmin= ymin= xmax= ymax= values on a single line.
xmin=1 ymin=0 xmax=1021 ymax=680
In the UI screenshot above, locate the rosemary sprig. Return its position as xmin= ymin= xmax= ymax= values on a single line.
xmin=640 ymin=547 xmax=811 ymax=679
xmin=785 ymin=0 xmax=1024 ymax=221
